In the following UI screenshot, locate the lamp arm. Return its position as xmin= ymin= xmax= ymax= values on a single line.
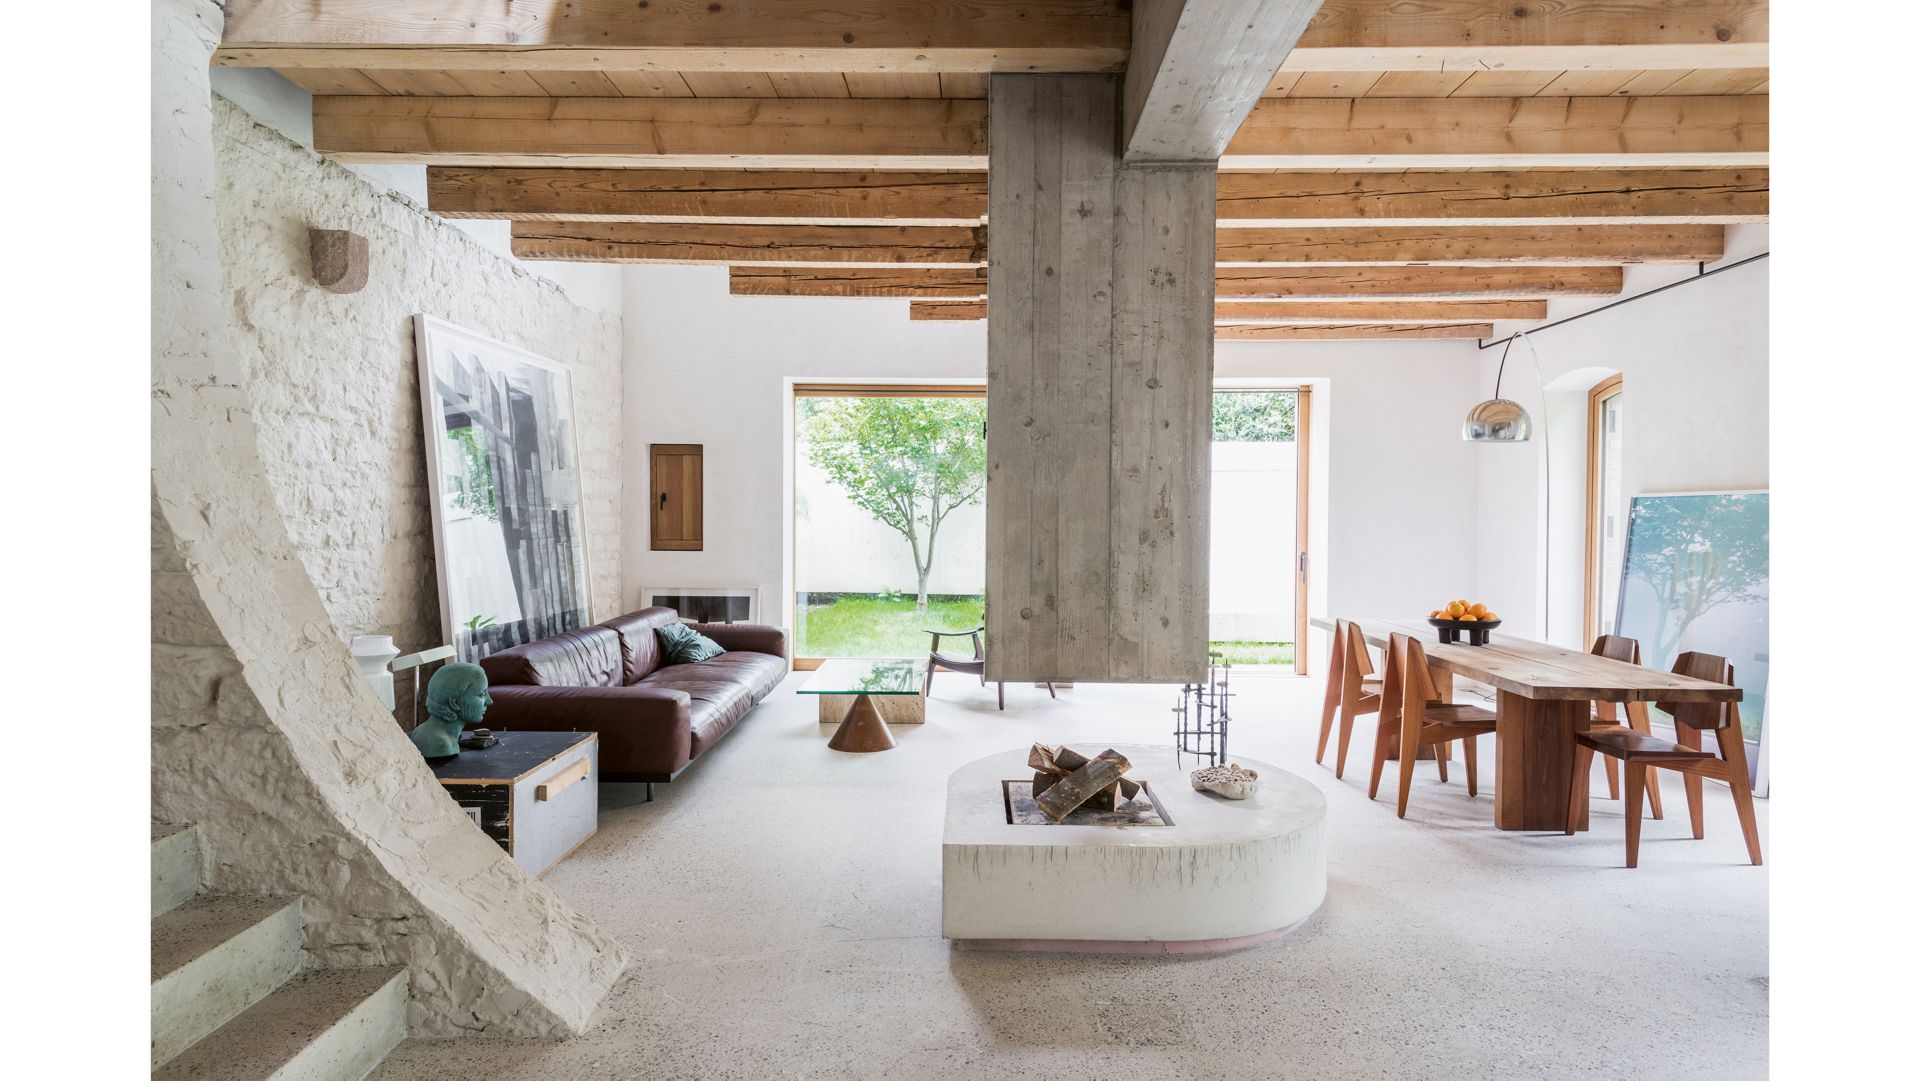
xmin=1511 ymin=332 xmax=1552 ymax=640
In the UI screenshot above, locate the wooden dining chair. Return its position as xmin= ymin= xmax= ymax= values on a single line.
xmin=1315 ymin=619 xmax=1383 ymax=778
xmin=1565 ymin=651 xmax=1762 ymax=868
xmin=1375 ymin=633 xmax=1498 ymax=818
xmin=1585 ymin=634 xmax=1664 ymax=820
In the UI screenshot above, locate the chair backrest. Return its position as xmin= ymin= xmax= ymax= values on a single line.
xmin=1656 ymin=651 xmax=1736 ymax=730
xmin=1341 ymin=621 xmax=1377 ymax=708
xmin=1591 ymin=634 xmax=1640 ymax=664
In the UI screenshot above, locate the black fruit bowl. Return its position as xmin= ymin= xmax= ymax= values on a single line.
xmin=1427 ymin=617 xmax=1502 ymax=646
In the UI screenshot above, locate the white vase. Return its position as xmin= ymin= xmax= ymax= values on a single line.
xmin=349 ymin=634 xmax=400 ymax=709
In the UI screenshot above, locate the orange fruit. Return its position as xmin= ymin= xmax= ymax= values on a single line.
xmin=1468 ymin=603 xmax=1489 ymax=618
xmin=1459 ymin=613 xmax=1478 ymax=622
xmin=1482 ymin=612 xmax=1499 ymax=622
xmin=1445 ymin=601 xmax=1468 ymax=618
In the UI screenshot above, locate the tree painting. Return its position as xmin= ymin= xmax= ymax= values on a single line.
xmin=1620 ymin=494 xmax=1769 ymax=662
xmin=799 ymin=396 xmax=987 ymax=612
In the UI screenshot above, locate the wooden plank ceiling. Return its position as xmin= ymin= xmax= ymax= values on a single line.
xmin=218 ymin=0 xmax=1770 ymax=341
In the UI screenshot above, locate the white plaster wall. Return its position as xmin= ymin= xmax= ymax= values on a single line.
xmin=208 ymin=66 xmax=623 ymax=317
xmin=622 ymin=266 xmax=1486 ymax=665
xmin=1211 ymin=441 xmax=1298 ymax=641
xmin=1473 ymin=248 xmax=1770 ymax=645
xmin=212 ymin=100 xmax=625 ymax=713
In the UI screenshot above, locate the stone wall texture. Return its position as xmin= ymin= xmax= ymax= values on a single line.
xmin=211 ymin=102 xmax=624 ymax=725
xmin=153 ymin=0 xmax=626 ymax=1037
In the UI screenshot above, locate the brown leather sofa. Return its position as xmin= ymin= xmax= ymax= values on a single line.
xmin=478 ymin=607 xmax=788 ymax=789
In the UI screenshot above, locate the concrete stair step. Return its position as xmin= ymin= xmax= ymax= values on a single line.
xmin=154 ymin=967 xmax=407 ymax=1081
xmin=152 ymin=824 xmax=202 ymax=918
xmin=152 ymin=896 xmax=303 ymax=1071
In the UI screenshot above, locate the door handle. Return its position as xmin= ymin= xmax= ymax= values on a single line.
xmin=659 ymin=492 xmax=668 ymax=509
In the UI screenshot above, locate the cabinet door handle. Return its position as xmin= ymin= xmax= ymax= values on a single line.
xmin=537 ymin=757 xmax=591 ymax=801
xmin=659 ymin=492 xmax=668 ymax=509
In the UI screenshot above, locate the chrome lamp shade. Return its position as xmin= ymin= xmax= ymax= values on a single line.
xmin=1462 ymin=398 xmax=1533 ymax=442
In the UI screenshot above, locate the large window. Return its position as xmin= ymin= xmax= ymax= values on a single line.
xmin=1585 ymin=375 xmax=1626 ymax=639
xmin=792 ymin=385 xmax=986 ymax=662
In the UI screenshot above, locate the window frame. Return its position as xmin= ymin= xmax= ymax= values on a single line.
xmin=1583 ymin=374 xmax=1625 ymax=642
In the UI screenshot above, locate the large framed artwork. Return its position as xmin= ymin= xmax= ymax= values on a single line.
xmin=1613 ymin=490 xmax=1769 ymax=794
xmin=415 ymin=315 xmax=591 ymax=662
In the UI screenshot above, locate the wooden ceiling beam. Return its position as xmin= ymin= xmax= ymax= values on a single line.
xmin=428 ymin=167 xmax=989 ymax=226
xmin=1215 ymin=168 xmax=1768 ymax=227
xmin=510 ymin=220 xmax=1719 ymax=266
xmin=311 ymin=97 xmax=988 ymax=168
xmin=215 ymin=1 xmax=1764 ymax=74
xmin=431 ymin=167 xmax=1766 ymax=226
xmin=1215 ymin=323 xmax=1494 ymax=340
xmin=511 ymin=221 xmax=986 ymax=267
xmin=1122 ymin=0 xmax=1320 ymax=161
xmin=1285 ymin=0 xmax=1768 ymax=72
xmin=911 ymin=299 xmax=1551 ymax=323
xmin=214 ymin=0 xmax=1131 ymax=72
xmin=738 ymin=266 xmax=1621 ymax=300
xmin=1214 ymin=224 xmax=1724 ymax=266
xmin=1222 ymin=96 xmax=1768 ymax=168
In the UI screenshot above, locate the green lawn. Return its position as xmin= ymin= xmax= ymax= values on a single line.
xmin=797 ymin=594 xmax=1294 ymax=668
xmin=797 ymin=595 xmax=987 ymax=658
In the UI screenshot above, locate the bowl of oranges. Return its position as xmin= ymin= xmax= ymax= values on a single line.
xmin=1426 ymin=600 xmax=1502 ymax=646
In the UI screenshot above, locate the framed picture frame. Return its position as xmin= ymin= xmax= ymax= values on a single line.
xmin=636 ymin=586 xmax=760 ymax=625
xmin=415 ymin=314 xmax=592 ymax=662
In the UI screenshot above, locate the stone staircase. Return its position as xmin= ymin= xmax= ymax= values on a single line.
xmin=151 ymin=825 xmax=408 ymax=1079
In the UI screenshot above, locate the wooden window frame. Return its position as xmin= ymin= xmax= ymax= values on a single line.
xmin=1583 ymin=374 xmax=1625 ymax=642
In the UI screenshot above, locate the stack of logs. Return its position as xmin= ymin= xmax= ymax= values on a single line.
xmin=1030 ymin=744 xmax=1139 ymax=821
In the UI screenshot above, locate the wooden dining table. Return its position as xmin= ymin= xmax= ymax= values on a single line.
xmin=1311 ymin=617 xmax=1742 ymax=831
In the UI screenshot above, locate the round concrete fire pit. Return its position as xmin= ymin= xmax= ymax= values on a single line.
xmin=941 ymin=744 xmax=1327 ymax=953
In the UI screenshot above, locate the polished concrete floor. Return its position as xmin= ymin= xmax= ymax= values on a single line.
xmin=374 ymin=672 xmax=1769 ymax=1080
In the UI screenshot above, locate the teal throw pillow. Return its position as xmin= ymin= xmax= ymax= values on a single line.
xmin=657 ymin=622 xmax=725 ymax=665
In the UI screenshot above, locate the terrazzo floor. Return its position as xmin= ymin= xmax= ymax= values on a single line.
xmin=372 ymin=672 xmax=1769 ymax=1080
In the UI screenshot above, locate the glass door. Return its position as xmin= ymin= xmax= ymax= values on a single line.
xmin=792 ymin=385 xmax=987 ymax=664
xmin=1209 ymin=388 xmax=1309 ymax=674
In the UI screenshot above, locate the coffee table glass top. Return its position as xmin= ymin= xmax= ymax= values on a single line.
xmin=797 ymin=658 xmax=923 ymax=696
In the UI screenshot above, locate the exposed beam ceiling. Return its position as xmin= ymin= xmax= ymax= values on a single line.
xmin=1221 ymin=96 xmax=1767 ymax=168
xmin=1214 ymin=323 xmax=1494 ymax=340
xmin=910 ymin=299 xmax=1550 ymax=323
xmin=733 ymin=266 xmax=1622 ymax=300
xmin=431 ymin=167 xmax=1767 ymax=227
xmin=311 ymin=97 xmax=988 ymax=169
xmin=1122 ymin=0 xmax=1322 ymax=161
xmin=215 ymin=1 xmax=1765 ymax=74
xmin=513 ymin=221 xmax=1721 ymax=266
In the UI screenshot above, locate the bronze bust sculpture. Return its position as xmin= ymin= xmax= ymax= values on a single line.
xmin=409 ymin=662 xmax=492 ymax=758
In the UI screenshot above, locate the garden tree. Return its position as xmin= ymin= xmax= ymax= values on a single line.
xmin=801 ymin=396 xmax=987 ymax=612
xmin=1622 ymin=495 xmax=1769 ymax=662
xmin=1212 ymin=391 xmax=1296 ymax=442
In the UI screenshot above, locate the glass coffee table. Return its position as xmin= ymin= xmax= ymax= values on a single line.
xmin=798 ymin=658 xmax=926 ymax=753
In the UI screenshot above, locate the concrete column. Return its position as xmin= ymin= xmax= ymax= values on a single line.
xmin=985 ymin=74 xmax=1214 ymax=684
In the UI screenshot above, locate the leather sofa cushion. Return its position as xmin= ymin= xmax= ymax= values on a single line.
xmin=640 ymin=651 xmax=787 ymax=759
xmin=479 ymin=625 xmax=624 ymax=688
xmin=598 ymin=607 xmax=682 ymax=684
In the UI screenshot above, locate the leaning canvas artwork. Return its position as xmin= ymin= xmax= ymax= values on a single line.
xmin=1614 ymin=490 xmax=1770 ymax=780
xmin=415 ymin=315 xmax=591 ymax=662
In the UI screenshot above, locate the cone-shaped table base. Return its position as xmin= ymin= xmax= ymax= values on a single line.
xmin=827 ymin=693 xmax=898 ymax=753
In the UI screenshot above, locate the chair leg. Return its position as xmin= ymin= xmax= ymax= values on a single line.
xmin=1717 ymin=728 xmax=1764 ymax=866
xmin=1565 ymin=746 xmax=1592 ymax=835
xmin=1603 ymin=756 xmax=1620 ymax=800
xmin=1435 ymin=746 xmax=1450 ymax=784
xmin=996 ymin=682 xmax=1005 ymax=710
xmin=1367 ymin=713 xmax=1392 ymax=800
xmin=924 ymin=658 xmax=937 ymax=697
xmin=1644 ymin=769 xmax=1665 ymax=820
xmin=1334 ymin=707 xmax=1358 ymax=780
xmin=1316 ymin=633 xmax=1345 ymax=764
xmin=1624 ymin=764 xmax=1646 ymax=869
xmin=1627 ymin=702 xmax=1663 ymax=819
xmin=1463 ymin=735 xmax=1479 ymax=797
xmin=1046 ymin=681 xmax=1056 ymax=699
xmin=1395 ymin=716 xmax=1421 ymax=819
xmin=1684 ymin=773 xmax=1705 ymax=840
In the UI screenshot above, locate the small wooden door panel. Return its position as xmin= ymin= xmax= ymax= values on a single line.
xmin=650 ymin=444 xmax=703 ymax=551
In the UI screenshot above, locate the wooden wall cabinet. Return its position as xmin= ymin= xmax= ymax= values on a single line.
xmin=650 ymin=443 xmax=704 ymax=551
